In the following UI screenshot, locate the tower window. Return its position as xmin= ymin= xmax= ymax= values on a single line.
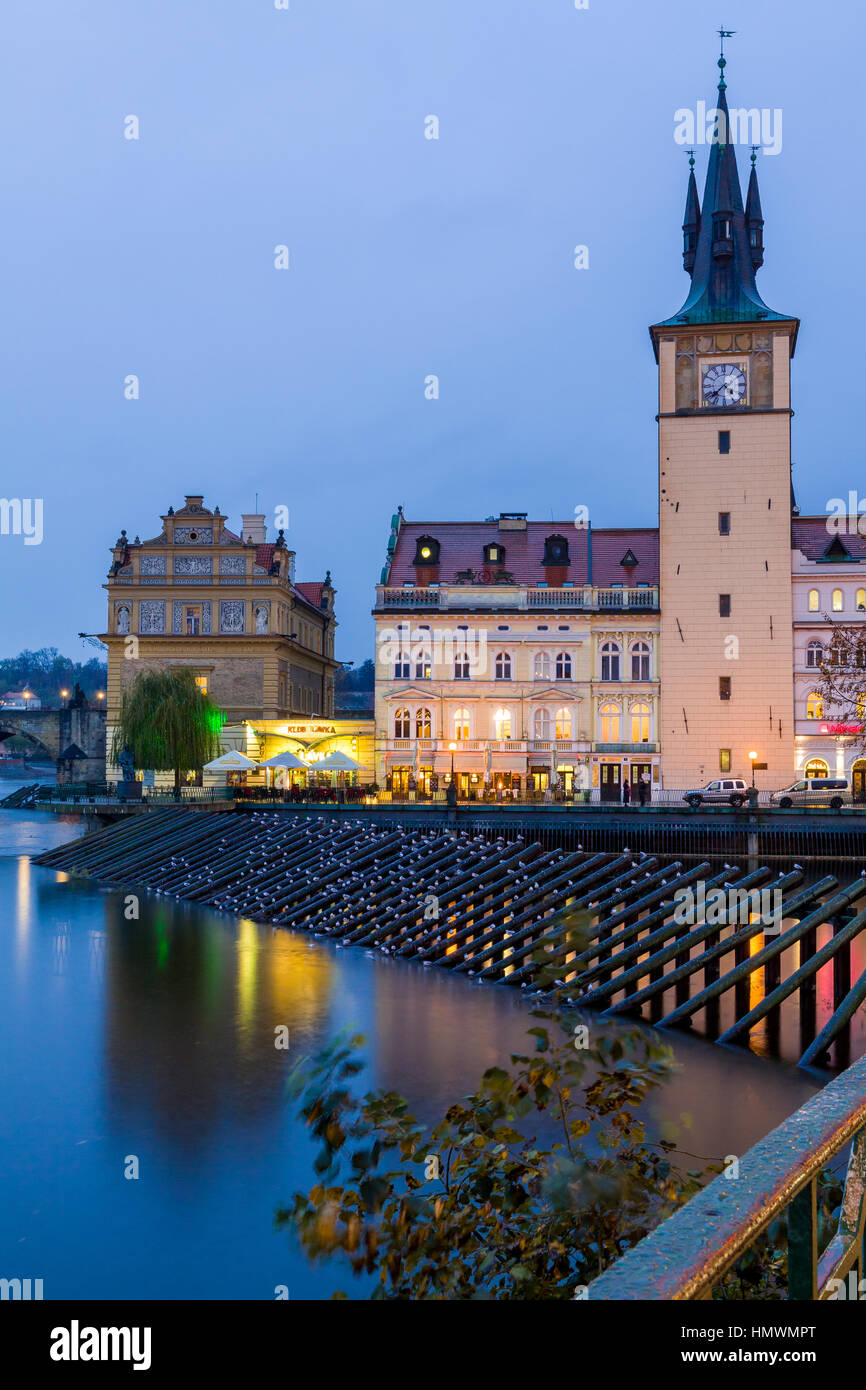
xmin=413 ymin=535 xmax=440 ymax=566
xmin=718 ymin=431 xmax=731 ymax=455
xmin=719 ymin=594 xmax=731 ymax=617
xmin=719 ymin=676 xmax=731 ymax=701
xmin=718 ymin=512 xmax=731 ymax=535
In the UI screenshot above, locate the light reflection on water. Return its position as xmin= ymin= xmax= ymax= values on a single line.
xmin=0 ymin=794 xmax=835 ymax=1299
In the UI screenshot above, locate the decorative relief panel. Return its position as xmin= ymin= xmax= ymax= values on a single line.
xmin=254 ymin=601 xmax=270 ymax=634
xmin=115 ymin=604 xmax=131 ymax=635
xmin=219 ymin=600 xmax=245 ymax=634
xmin=220 ymin=556 xmax=246 ymax=575
xmin=173 ymin=527 xmax=213 ymax=545
xmin=174 ymin=556 xmax=213 ymax=576
xmin=141 ymin=554 xmax=167 ymax=575
xmin=139 ymin=600 xmax=166 ymax=634
xmin=202 ymin=600 xmax=212 ymax=635
xmin=172 ymin=601 xmax=183 ymax=635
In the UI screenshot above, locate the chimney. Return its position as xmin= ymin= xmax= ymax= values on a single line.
xmin=498 ymin=512 xmax=528 ymax=532
xmin=241 ymin=514 xmax=267 ymax=544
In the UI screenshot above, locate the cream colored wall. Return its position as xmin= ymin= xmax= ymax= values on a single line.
xmin=657 ymin=331 xmax=795 ymax=787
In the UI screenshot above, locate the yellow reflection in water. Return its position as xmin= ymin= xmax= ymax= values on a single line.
xmin=16 ymin=856 xmax=30 ymax=964
xmin=237 ymin=918 xmax=260 ymax=1031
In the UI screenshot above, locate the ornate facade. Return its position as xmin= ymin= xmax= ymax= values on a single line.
xmin=103 ymin=496 xmax=339 ymax=778
xmin=373 ymin=512 xmax=660 ymax=799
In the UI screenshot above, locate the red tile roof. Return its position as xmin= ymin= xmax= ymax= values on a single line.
xmin=255 ymin=544 xmax=276 ymax=570
xmin=386 ymin=521 xmax=659 ymax=587
xmin=792 ymin=517 xmax=866 ymax=561
xmin=295 ymin=581 xmax=324 ymax=608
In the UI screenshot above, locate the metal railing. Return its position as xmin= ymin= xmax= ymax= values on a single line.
xmin=376 ymin=584 xmax=660 ymax=612
xmin=589 ymin=1054 xmax=866 ymax=1301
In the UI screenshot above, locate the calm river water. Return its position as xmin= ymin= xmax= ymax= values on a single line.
xmin=0 ymin=780 xmax=826 ymax=1299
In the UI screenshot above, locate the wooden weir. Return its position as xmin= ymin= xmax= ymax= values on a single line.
xmin=35 ymin=809 xmax=866 ymax=1069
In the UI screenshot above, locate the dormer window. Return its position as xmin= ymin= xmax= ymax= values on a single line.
xmin=484 ymin=542 xmax=504 ymax=565
xmin=413 ymin=535 xmax=440 ymax=566
xmin=542 ymin=534 xmax=569 ymax=566
xmin=620 ymin=549 xmax=639 ymax=568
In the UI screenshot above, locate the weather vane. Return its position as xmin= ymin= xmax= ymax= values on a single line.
xmin=718 ymin=26 xmax=736 ymax=58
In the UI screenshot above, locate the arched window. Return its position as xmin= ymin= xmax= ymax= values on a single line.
xmin=806 ymin=640 xmax=823 ymax=668
xmin=808 ymin=589 xmax=820 ymax=612
xmin=534 ymin=651 xmax=551 ymax=680
xmin=495 ymin=651 xmax=512 ymax=680
xmin=533 ymin=708 xmax=551 ymax=739
xmin=601 ymin=642 xmax=621 ymax=681
xmin=806 ymin=692 xmax=823 ymax=720
xmin=415 ymin=707 xmax=431 ymax=738
xmin=832 ymin=588 xmax=844 ymax=612
xmin=600 ymin=702 xmax=621 ymax=742
xmin=555 ymin=651 xmax=572 ymax=680
xmin=493 ymin=707 xmax=512 ymax=740
xmin=858 ymin=588 xmax=866 ymax=612
xmin=631 ymin=641 xmax=651 ymax=681
xmin=804 ymin=758 xmax=829 ymax=777
xmin=554 ymin=707 xmax=572 ymax=740
xmin=454 ymin=651 xmax=471 ymax=680
xmin=630 ymin=701 xmax=651 ymax=743
xmin=453 ymin=707 xmax=470 ymax=740
xmin=394 ymin=707 xmax=411 ymax=738
xmin=393 ymin=649 xmax=410 ymax=679
xmin=414 ymin=646 xmax=431 ymax=679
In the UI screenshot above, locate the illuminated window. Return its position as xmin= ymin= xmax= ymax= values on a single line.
xmin=858 ymin=588 xmax=866 ymax=612
xmin=832 ymin=589 xmax=844 ymax=612
xmin=394 ymin=707 xmax=411 ymax=738
xmin=185 ymin=605 xmax=201 ymax=635
xmin=453 ymin=707 xmax=470 ymax=740
xmin=493 ymin=707 xmax=512 ymax=740
xmin=630 ymin=641 xmax=651 ymax=680
xmin=555 ymin=652 xmax=572 ymax=680
xmin=808 ymin=589 xmax=820 ymax=612
xmin=494 ymin=651 xmax=512 ymax=680
xmin=601 ymin=642 xmax=620 ymax=681
xmin=806 ymin=692 xmax=823 ymax=719
xmin=805 ymin=758 xmax=829 ymax=777
xmin=415 ymin=707 xmax=432 ymax=738
xmin=534 ymin=652 xmax=551 ymax=680
xmin=630 ymin=701 xmax=651 ymax=743
xmin=534 ymin=709 xmax=550 ymax=739
xmin=554 ymin=706 xmax=572 ymax=740
xmin=194 ymin=674 xmax=208 ymax=695
xmin=857 ymin=693 xmax=866 ymax=720
xmin=719 ymin=749 xmax=731 ymax=772
xmin=600 ymin=702 xmax=621 ymax=742
xmin=414 ymin=647 xmax=432 ymax=679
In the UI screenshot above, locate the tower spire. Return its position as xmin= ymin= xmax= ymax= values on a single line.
xmin=657 ymin=37 xmax=791 ymax=328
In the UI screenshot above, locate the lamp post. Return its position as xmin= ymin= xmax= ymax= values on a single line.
xmin=749 ymin=750 xmax=758 ymax=789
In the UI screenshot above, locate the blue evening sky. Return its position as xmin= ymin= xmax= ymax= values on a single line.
xmin=1 ymin=0 xmax=862 ymax=664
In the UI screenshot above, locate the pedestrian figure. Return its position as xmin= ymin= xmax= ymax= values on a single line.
xmin=622 ymin=778 xmax=630 ymax=806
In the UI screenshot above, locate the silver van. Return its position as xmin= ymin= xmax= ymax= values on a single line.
xmin=770 ymin=778 xmax=850 ymax=809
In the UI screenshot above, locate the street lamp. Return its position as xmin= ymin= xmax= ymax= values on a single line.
xmin=448 ymin=741 xmax=457 ymax=783
xmin=749 ymin=750 xmax=758 ymax=789
xmin=96 ymin=691 xmax=105 ymax=701
xmin=60 ymin=689 xmax=69 ymax=700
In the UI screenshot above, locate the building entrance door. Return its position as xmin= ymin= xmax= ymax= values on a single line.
xmin=853 ymin=762 xmax=866 ymax=804
xmin=600 ymin=763 xmax=621 ymax=802
xmin=631 ymin=762 xmax=651 ymax=804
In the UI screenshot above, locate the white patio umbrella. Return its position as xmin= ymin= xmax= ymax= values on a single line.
xmin=203 ymin=751 xmax=258 ymax=772
xmin=257 ymin=750 xmax=309 ymax=770
xmin=313 ymin=750 xmax=362 ymax=773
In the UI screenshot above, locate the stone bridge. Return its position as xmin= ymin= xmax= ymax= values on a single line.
xmin=0 ymin=706 xmax=106 ymax=783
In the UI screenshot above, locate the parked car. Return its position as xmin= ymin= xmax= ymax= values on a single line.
xmin=770 ymin=777 xmax=849 ymax=810
xmin=683 ymin=779 xmax=749 ymax=809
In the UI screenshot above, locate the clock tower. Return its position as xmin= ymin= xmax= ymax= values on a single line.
xmin=651 ymin=51 xmax=799 ymax=790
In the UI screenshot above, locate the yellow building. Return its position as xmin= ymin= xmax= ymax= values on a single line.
xmin=102 ymin=495 xmax=348 ymax=783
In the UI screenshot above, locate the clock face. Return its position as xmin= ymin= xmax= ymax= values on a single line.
xmin=702 ymin=363 xmax=746 ymax=407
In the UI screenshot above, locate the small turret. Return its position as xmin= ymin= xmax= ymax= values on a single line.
xmin=682 ymin=151 xmax=701 ymax=273
xmin=745 ymin=146 xmax=765 ymax=269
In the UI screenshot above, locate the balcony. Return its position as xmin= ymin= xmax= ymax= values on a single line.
xmin=376 ymin=584 xmax=658 ymax=613
xmin=595 ymin=742 xmax=659 ymax=755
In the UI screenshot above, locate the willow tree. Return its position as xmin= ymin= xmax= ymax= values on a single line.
xmin=111 ymin=668 xmax=225 ymax=789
